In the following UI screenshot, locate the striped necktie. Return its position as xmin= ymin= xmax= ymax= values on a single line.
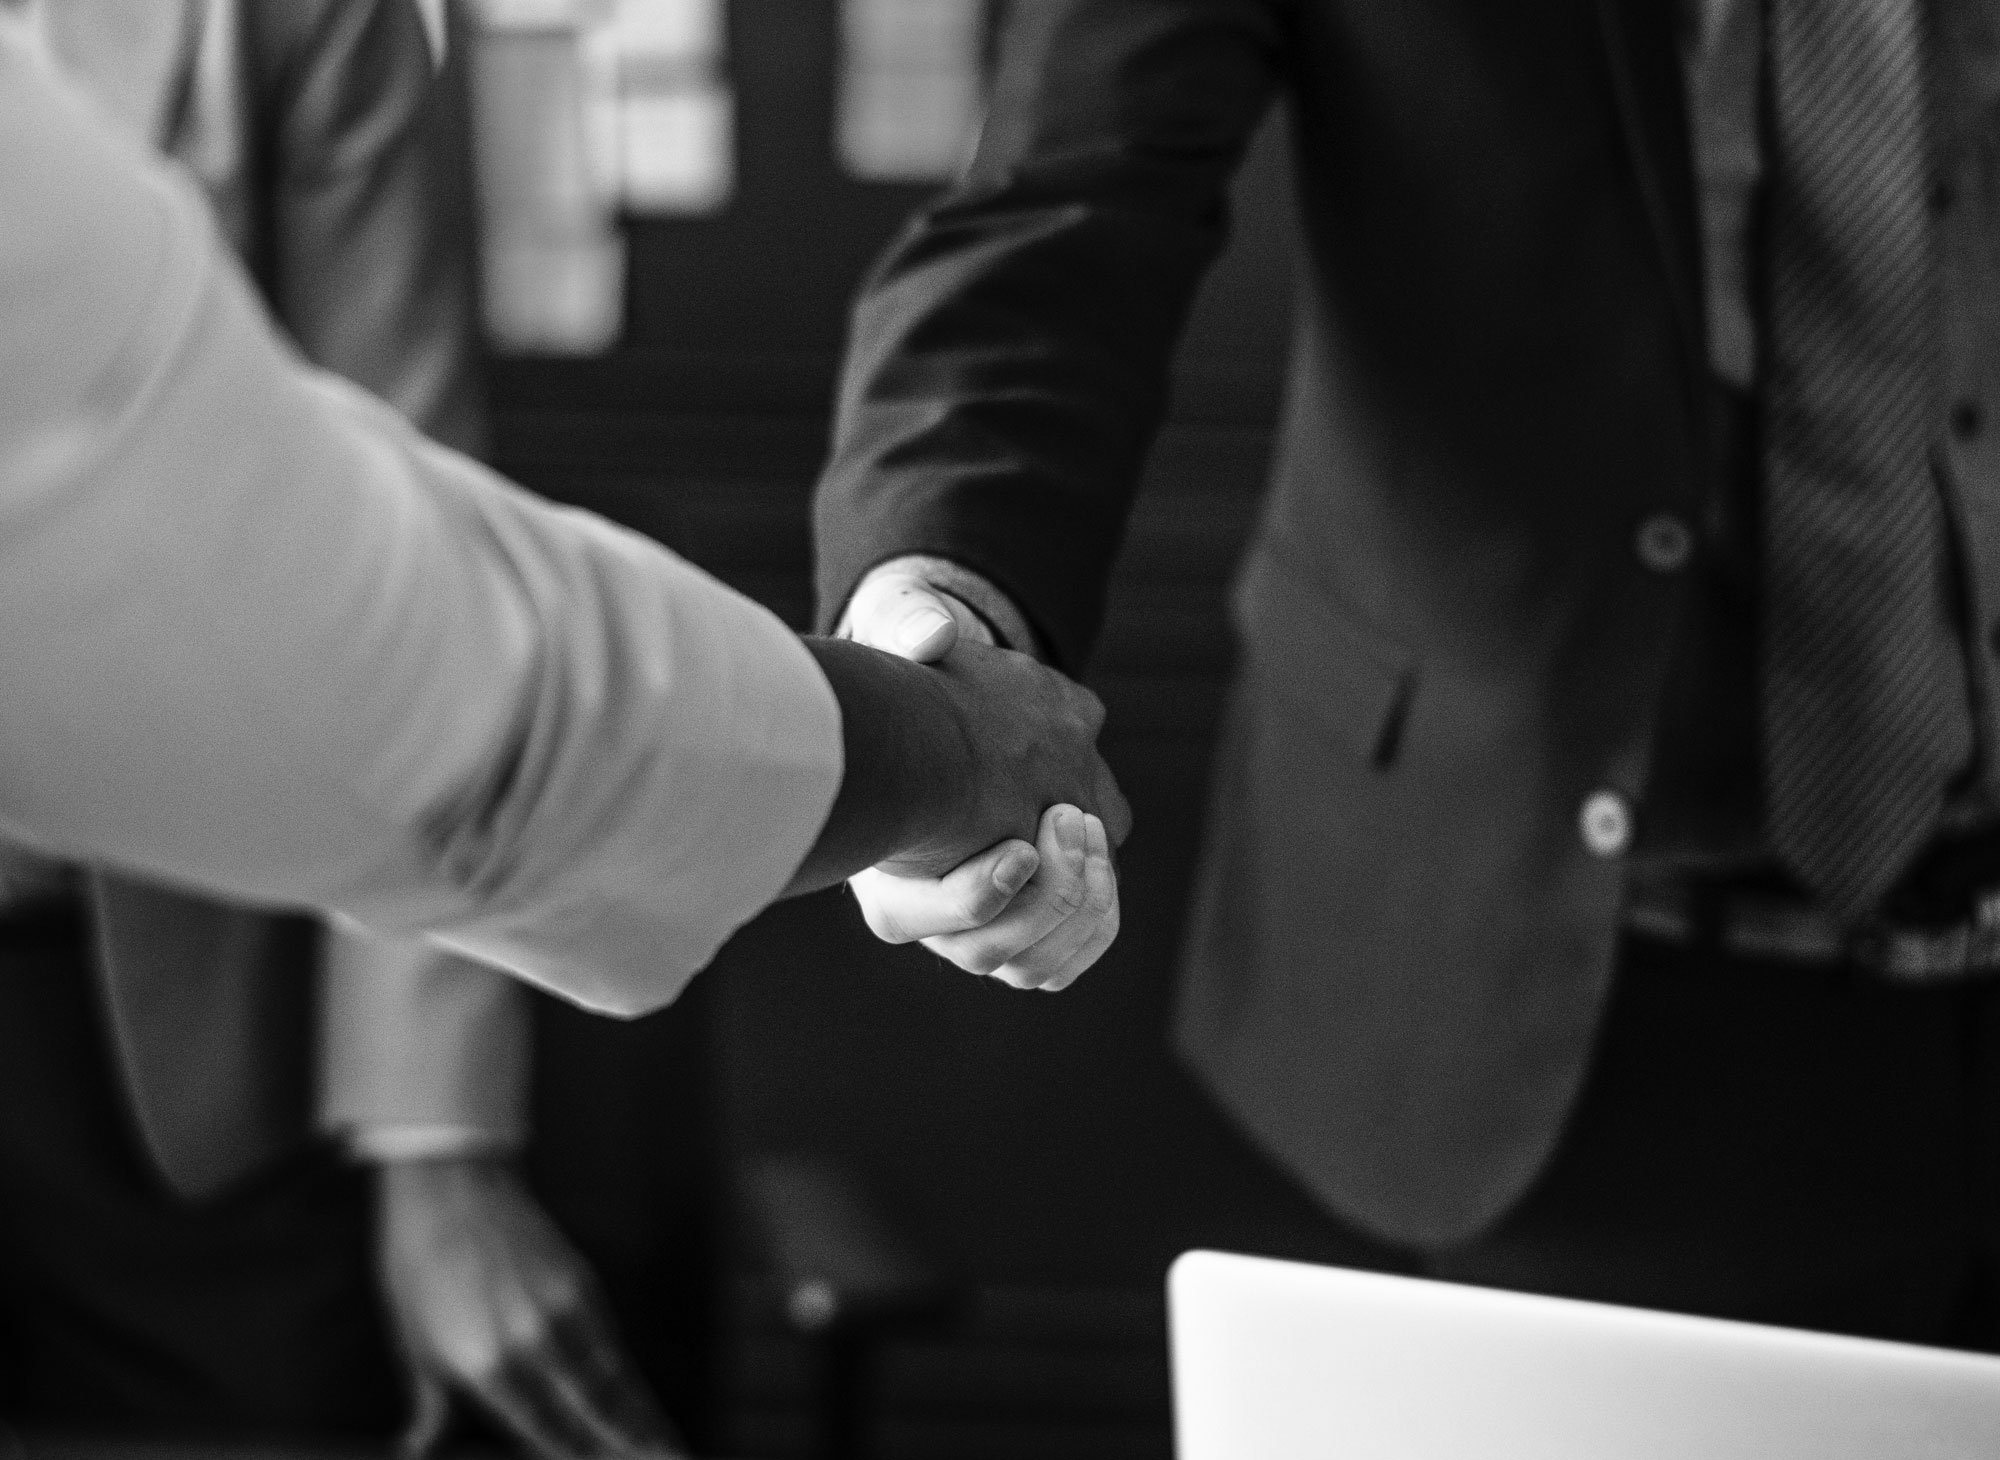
xmin=1760 ymin=0 xmax=1966 ymax=920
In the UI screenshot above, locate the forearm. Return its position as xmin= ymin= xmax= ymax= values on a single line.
xmin=783 ymin=637 xmax=970 ymax=895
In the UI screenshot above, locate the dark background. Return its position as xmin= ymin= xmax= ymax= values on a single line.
xmin=488 ymin=6 xmax=1383 ymax=1455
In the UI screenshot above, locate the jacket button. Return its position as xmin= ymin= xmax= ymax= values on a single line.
xmin=1579 ymin=791 xmax=1633 ymax=858
xmin=1635 ymin=513 xmax=1694 ymax=573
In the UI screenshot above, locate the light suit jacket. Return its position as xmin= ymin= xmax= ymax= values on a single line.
xmin=817 ymin=0 xmax=1731 ymax=1248
xmin=31 ymin=0 xmax=527 ymax=1198
xmin=0 ymin=16 xmax=843 ymax=1040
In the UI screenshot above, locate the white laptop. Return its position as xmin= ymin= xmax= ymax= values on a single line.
xmin=1169 ymin=1249 xmax=2000 ymax=1458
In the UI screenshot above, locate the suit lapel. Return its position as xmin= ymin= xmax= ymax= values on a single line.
xmin=1597 ymin=0 xmax=1708 ymax=370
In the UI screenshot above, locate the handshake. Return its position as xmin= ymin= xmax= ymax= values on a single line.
xmin=795 ymin=570 xmax=1129 ymax=992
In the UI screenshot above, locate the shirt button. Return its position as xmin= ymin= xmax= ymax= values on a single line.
xmin=1952 ymin=400 xmax=1984 ymax=439
xmin=1579 ymin=791 xmax=1633 ymax=858
xmin=1634 ymin=513 xmax=1694 ymax=573
xmin=1932 ymin=178 xmax=1958 ymax=215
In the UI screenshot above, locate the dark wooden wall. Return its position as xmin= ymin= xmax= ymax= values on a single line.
xmin=492 ymin=6 xmax=1386 ymax=1454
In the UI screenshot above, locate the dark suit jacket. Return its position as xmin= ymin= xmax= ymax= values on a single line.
xmin=46 ymin=0 xmax=488 ymax=1199
xmin=815 ymin=0 xmax=1716 ymax=1246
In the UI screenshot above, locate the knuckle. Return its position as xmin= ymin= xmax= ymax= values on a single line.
xmin=860 ymin=909 xmax=903 ymax=944
xmin=844 ymin=603 xmax=891 ymax=648
xmin=499 ymin=1311 xmax=549 ymax=1355
xmin=858 ymin=896 xmax=916 ymax=945
xmin=1000 ymin=946 xmax=1057 ymax=984
xmin=955 ymin=881 xmax=1008 ymax=927
xmin=960 ymin=943 xmax=1011 ymax=977
xmin=446 ymin=1335 xmax=507 ymax=1380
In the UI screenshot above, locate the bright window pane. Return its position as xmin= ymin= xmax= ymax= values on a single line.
xmin=483 ymin=234 xmax=626 ymax=353
xmin=592 ymin=0 xmax=735 ymax=215
xmin=838 ymin=0 xmax=985 ymax=182
xmin=618 ymin=88 xmax=734 ymax=213
xmin=470 ymin=13 xmax=627 ymax=352
xmin=469 ymin=0 xmax=736 ymax=350
xmin=599 ymin=0 xmax=722 ymax=60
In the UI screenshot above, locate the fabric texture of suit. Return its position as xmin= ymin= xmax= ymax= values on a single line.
xmin=816 ymin=0 xmax=1744 ymax=1247
xmin=23 ymin=0 xmax=531 ymax=1200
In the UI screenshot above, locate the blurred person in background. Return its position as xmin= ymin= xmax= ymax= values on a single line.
xmin=0 ymin=1 xmax=682 ymax=1452
xmin=820 ymin=0 xmax=2000 ymax=1352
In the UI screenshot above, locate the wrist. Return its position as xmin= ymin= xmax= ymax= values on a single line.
xmin=790 ymin=637 xmax=969 ymax=892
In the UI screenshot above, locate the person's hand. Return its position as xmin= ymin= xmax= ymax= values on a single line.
xmin=376 ymin=1155 xmax=688 ymax=1460
xmin=852 ymin=802 xmax=1118 ymax=990
xmin=842 ymin=570 xmax=1123 ymax=989
xmin=876 ymin=630 xmax=1130 ymax=875
xmin=839 ymin=566 xmax=992 ymax=660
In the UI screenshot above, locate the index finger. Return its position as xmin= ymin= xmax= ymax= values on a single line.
xmin=470 ymin=1349 xmax=602 ymax=1460
xmin=921 ymin=805 xmax=1092 ymax=979
xmin=544 ymin=1304 xmax=689 ymax=1457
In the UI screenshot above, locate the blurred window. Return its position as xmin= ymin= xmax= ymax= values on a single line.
xmin=587 ymin=0 xmax=734 ymax=213
xmin=837 ymin=0 xmax=986 ymax=183
xmin=470 ymin=0 xmax=734 ymax=354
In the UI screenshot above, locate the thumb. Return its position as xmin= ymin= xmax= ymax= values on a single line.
xmin=844 ymin=573 xmax=961 ymax=663
xmin=395 ymin=1366 xmax=452 ymax=1460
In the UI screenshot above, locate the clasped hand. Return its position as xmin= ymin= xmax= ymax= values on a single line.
xmin=844 ymin=572 xmax=1127 ymax=991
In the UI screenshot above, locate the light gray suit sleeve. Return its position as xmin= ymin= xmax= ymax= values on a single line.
xmin=0 ymin=27 xmax=842 ymax=1015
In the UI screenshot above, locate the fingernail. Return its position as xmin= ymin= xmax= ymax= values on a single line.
xmin=1056 ymin=806 xmax=1086 ymax=857
xmin=992 ymin=846 xmax=1037 ymax=896
xmin=894 ymin=607 xmax=953 ymax=653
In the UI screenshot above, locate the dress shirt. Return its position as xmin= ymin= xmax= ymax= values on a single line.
xmin=1635 ymin=0 xmax=2000 ymax=901
xmin=0 ymin=22 xmax=842 ymax=1012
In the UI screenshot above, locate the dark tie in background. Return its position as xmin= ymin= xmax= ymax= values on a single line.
xmin=1761 ymin=0 xmax=1965 ymax=919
